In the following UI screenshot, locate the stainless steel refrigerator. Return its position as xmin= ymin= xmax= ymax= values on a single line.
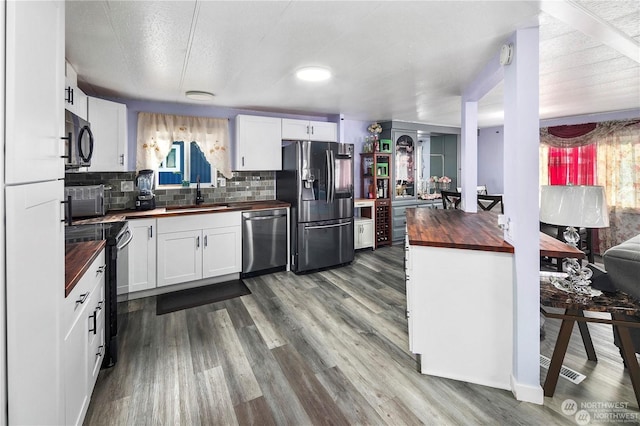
xmin=277 ymin=141 xmax=354 ymax=273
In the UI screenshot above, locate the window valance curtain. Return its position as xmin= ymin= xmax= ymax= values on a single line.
xmin=540 ymin=119 xmax=639 ymax=148
xmin=136 ymin=112 xmax=232 ymax=178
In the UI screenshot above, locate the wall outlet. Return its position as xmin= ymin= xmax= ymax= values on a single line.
xmin=217 ymin=177 xmax=226 ymax=187
xmin=121 ymin=181 xmax=134 ymax=192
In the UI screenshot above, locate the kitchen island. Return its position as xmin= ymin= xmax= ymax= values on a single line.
xmin=405 ymin=208 xmax=515 ymax=391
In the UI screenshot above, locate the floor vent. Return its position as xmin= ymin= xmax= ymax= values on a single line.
xmin=540 ymin=354 xmax=587 ymax=385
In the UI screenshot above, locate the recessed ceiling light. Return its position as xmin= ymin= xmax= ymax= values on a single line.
xmin=185 ymin=90 xmax=215 ymax=101
xmin=296 ymin=67 xmax=332 ymax=82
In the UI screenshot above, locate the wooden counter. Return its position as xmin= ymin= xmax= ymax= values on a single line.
xmin=65 ymin=240 xmax=106 ymax=297
xmin=73 ymin=200 xmax=290 ymax=224
xmin=406 ymin=208 xmax=514 ymax=253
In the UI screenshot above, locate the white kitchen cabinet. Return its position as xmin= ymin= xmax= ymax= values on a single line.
xmin=354 ymin=218 xmax=374 ymax=250
xmin=64 ymin=62 xmax=87 ymax=120
xmin=157 ymin=230 xmax=203 ymax=287
xmin=354 ymin=199 xmax=375 ymax=250
xmin=235 ymin=114 xmax=282 ymax=171
xmin=118 ymin=218 xmax=157 ymax=294
xmin=62 ymin=248 xmax=106 ymax=426
xmin=87 ymin=97 xmax=128 ymax=171
xmin=282 ymin=118 xmax=337 ymax=142
xmin=6 ymin=180 xmax=65 ymax=425
xmin=5 ymin=0 xmax=65 ymax=185
xmin=156 ymin=212 xmax=241 ymax=287
xmin=203 ymin=226 xmax=242 ymax=278
xmin=87 ymin=279 xmax=105 ymax=389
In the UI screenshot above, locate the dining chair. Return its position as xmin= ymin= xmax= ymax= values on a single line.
xmin=476 ymin=194 xmax=504 ymax=213
xmin=456 ymin=185 xmax=488 ymax=195
xmin=440 ymin=191 xmax=461 ymax=209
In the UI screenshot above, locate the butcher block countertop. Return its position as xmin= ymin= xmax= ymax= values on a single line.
xmin=73 ymin=200 xmax=290 ymax=224
xmin=405 ymin=208 xmax=515 ymax=253
xmin=65 ymin=240 xmax=106 ymax=297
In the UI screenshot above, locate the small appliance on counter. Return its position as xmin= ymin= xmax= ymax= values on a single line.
xmin=135 ymin=169 xmax=156 ymax=210
xmin=64 ymin=184 xmax=105 ymax=218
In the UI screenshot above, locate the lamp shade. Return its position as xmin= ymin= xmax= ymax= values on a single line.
xmin=540 ymin=185 xmax=609 ymax=228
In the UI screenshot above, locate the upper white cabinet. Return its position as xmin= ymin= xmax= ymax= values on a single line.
xmin=5 ymin=0 xmax=65 ymax=185
xmin=87 ymin=97 xmax=128 ymax=172
xmin=235 ymin=114 xmax=282 ymax=171
xmin=64 ymin=62 xmax=87 ymax=121
xmin=282 ymin=119 xmax=337 ymax=142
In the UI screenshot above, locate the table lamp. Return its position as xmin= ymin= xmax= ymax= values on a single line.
xmin=540 ymin=185 xmax=609 ymax=294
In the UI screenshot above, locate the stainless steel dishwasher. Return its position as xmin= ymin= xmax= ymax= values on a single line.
xmin=242 ymin=208 xmax=288 ymax=275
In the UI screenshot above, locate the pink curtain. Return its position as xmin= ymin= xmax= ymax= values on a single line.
xmin=547 ymin=144 xmax=597 ymax=185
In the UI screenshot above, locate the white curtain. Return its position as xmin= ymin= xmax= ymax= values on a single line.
xmin=136 ymin=112 xmax=232 ymax=178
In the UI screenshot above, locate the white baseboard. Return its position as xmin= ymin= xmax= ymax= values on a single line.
xmin=511 ymin=374 xmax=544 ymax=404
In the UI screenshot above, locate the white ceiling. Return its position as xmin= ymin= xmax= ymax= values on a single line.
xmin=66 ymin=1 xmax=640 ymax=128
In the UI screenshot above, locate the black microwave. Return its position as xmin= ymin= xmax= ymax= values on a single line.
xmin=64 ymin=110 xmax=94 ymax=169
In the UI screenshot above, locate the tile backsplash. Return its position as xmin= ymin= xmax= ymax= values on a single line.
xmin=65 ymin=171 xmax=275 ymax=211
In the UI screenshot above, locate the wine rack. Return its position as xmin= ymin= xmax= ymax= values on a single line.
xmin=375 ymin=199 xmax=392 ymax=247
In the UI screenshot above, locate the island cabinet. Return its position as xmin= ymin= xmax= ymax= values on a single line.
xmin=118 ymin=218 xmax=157 ymax=295
xmin=156 ymin=211 xmax=241 ymax=287
xmin=405 ymin=208 xmax=514 ymax=391
xmin=282 ymin=118 xmax=337 ymax=142
xmin=235 ymin=114 xmax=282 ymax=171
xmin=63 ymin=248 xmax=106 ymax=426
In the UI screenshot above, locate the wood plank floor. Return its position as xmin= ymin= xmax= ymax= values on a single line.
xmin=85 ymin=246 xmax=639 ymax=425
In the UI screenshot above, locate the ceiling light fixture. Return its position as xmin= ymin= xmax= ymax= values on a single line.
xmin=296 ymin=66 xmax=332 ymax=82
xmin=185 ymin=90 xmax=215 ymax=101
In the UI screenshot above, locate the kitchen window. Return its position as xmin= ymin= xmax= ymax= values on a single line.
xmin=158 ymin=141 xmax=216 ymax=187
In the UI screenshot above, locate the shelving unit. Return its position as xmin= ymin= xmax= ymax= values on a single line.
xmin=360 ymin=152 xmax=393 ymax=247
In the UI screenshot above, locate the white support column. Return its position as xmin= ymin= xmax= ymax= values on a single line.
xmin=461 ymin=101 xmax=478 ymax=212
xmin=503 ymin=27 xmax=543 ymax=404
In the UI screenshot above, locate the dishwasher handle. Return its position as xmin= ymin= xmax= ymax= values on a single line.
xmin=244 ymin=214 xmax=287 ymax=221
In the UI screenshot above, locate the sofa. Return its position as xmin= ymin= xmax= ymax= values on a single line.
xmin=603 ymin=234 xmax=640 ymax=357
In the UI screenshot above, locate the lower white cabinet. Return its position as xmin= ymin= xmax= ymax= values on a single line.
xmin=118 ymin=218 xmax=156 ymax=295
xmin=203 ymin=226 xmax=242 ymax=277
xmin=354 ymin=218 xmax=374 ymax=250
xmin=157 ymin=229 xmax=202 ymax=287
xmin=157 ymin=212 xmax=241 ymax=287
xmin=63 ymin=249 xmax=106 ymax=426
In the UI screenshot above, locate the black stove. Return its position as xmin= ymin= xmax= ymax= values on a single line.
xmin=65 ymin=220 xmax=131 ymax=368
xmin=65 ymin=221 xmax=128 ymax=244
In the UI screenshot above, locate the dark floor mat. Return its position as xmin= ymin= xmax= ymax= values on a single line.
xmin=156 ymin=279 xmax=251 ymax=315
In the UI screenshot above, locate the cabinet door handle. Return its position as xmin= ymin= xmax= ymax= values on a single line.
xmin=204 ymin=235 xmax=208 ymax=247
xmin=89 ymin=311 xmax=97 ymax=335
xmin=97 ymin=265 xmax=106 ymax=275
xmin=75 ymin=292 xmax=89 ymax=307
xmin=196 ymin=236 xmax=200 ymax=248
xmin=96 ymin=300 xmax=104 ymax=311
xmin=60 ymin=195 xmax=73 ymax=226
xmin=120 ymin=154 xmax=124 ymax=165
xmin=149 ymin=225 xmax=153 ymax=239
xmin=97 ymin=345 xmax=104 ymax=358
xmin=311 ymin=126 xmax=314 ymax=135
xmin=242 ymin=156 xmax=245 ymax=167
xmin=60 ymin=133 xmax=72 ymax=160
xmin=306 ymin=125 xmax=309 ymax=135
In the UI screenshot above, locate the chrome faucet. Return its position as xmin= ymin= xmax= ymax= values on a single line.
xmin=195 ymin=175 xmax=204 ymax=205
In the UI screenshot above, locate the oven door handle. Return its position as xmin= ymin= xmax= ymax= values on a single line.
xmin=116 ymin=229 xmax=133 ymax=251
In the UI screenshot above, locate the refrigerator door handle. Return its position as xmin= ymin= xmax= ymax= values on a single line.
xmin=325 ymin=150 xmax=331 ymax=203
xmin=330 ymin=150 xmax=336 ymax=202
xmin=305 ymin=222 xmax=351 ymax=230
